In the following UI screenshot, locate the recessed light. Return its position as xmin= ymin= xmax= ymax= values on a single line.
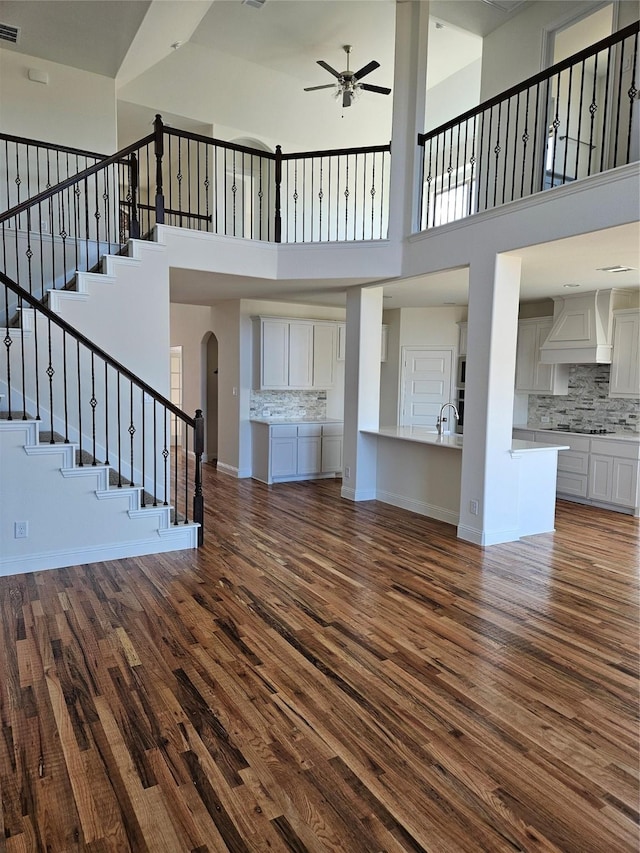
xmin=597 ymin=264 xmax=635 ymax=273
xmin=563 ymin=283 xmax=580 ymax=288
xmin=442 ymin=301 xmax=457 ymax=305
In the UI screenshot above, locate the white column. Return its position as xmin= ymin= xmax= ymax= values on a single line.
xmin=341 ymin=287 xmax=383 ymax=502
xmin=388 ymin=0 xmax=430 ymax=242
xmin=458 ymin=253 xmax=522 ymax=545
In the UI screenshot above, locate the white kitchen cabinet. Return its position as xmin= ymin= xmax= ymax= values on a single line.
xmin=251 ymin=421 xmax=343 ymax=484
xmin=336 ymin=323 xmax=387 ymax=362
xmin=458 ymin=322 xmax=468 ymax=356
xmin=321 ymin=423 xmax=344 ymax=473
xmin=313 ymin=324 xmax=335 ymax=387
xmin=515 ymin=318 xmax=569 ymax=395
xmin=336 ymin=323 xmax=346 ymax=361
xmin=588 ymin=439 xmax=639 ymax=509
xmin=254 ymin=317 xmax=336 ymax=390
xmin=609 ymin=309 xmax=640 ymax=399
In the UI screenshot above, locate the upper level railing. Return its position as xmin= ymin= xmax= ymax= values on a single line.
xmin=1 ymin=270 xmax=204 ymax=543
xmin=143 ymin=119 xmax=391 ymax=243
xmin=417 ymin=20 xmax=639 ymax=231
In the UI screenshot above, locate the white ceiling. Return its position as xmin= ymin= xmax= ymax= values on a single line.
xmin=2 ymin=0 xmax=637 ymax=311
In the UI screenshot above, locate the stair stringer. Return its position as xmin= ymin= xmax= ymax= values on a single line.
xmin=0 ymin=419 xmax=198 ymax=577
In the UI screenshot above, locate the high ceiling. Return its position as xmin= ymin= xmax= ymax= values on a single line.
xmin=1 ymin=0 xmax=637 ymax=309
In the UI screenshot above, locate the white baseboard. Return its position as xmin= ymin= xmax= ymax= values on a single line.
xmin=0 ymin=531 xmax=198 ymax=578
xmin=456 ymin=523 xmax=521 ymax=546
xmin=376 ymin=489 xmax=459 ymax=526
xmin=340 ymin=486 xmax=377 ymax=501
xmin=216 ymin=462 xmax=251 ymax=479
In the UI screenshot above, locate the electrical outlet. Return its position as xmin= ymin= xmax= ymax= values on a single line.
xmin=344 ymin=466 xmax=351 ymax=479
xmin=14 ymin=521 xmax=29 ymax=539
xmin=469 ymin=500 xmax=479 ymax=516
xmin=541 ymin=415 xmax=550 ymax=423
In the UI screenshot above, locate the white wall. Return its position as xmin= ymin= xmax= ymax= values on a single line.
xmin=0 ymin=49 xmax=117 ymax=152
xmin=479 ymin=0 xmax=628 ymax=102
xmin=425 ymin=59 xmax=482 ymax=132
xmin=118 ymin=42 xmax=393 ymax=153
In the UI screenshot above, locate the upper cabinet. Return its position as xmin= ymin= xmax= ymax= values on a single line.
xmin=458 ymin=322 xmax=468 ymax=356
xmin=515 ymin=318 xmax=569 ymax=395
xmin=253 ymin=317 xmax=335 ymax=390
xmin=609 ymin=309 xmax=640 ymax=399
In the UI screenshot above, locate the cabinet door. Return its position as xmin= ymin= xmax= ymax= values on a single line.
xmin=261 ymin=320 xmax=289 ymax=388
xmin=588 ymin=455 xmax=613 ymax=502
xmin=288 ymin=322 xmax=314 ymax=387
xmin=610 ymin=311 xmax=640 ymax=398
xmin=297 ymin=436 xmax=322 ymax=474
xmin=336 ymin=324 xmax=346 ymax=361
xmin=611 ymin=457 xmax=638 ymax=507
xmin=313 ymin=324 xmax=335 ymax=388
xmin=321 ymin=435 xmax=343 ymax=473
xmin=271 ymin=437 xmax=298 ymax=478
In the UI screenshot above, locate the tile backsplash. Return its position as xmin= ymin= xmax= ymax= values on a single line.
xmin=250 ymin=390 xmax=328 ymax=420
xmin=527 ymin=364 xmax=639 ymax=433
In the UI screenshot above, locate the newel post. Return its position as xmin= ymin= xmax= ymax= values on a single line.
xmin=193 ymin=409 xmax=204 ymax=545
xmin=153 ymin=113 xmax=165 ymax=225
xmin=274 ymin=144 xmax=282 ymax=243
xmin=129 ymin=153 xmax=140 ymax=239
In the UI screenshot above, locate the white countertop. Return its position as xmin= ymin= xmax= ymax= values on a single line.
xmin=514 ymin=425 xmax=639 ymax=443
xmin=362 ymin=427 xmax=569 ymax=454
xmin=251 ymin=417 xmax=343 ymax=425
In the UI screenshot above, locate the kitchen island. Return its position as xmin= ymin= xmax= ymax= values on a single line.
xmin=361 ymin=426 xmax=569 ymax=537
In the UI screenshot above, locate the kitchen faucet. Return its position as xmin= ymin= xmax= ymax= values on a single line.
xmin=437 ymin=402 xmax=459 ymax=436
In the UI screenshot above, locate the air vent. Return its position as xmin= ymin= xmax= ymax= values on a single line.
xmin=0 ymin=22 xmax=20 ymax=44
xmin=480 ymin=0 xmax=527 ymax=12
xmin=242 ymin=0 xmax=266 ymax=8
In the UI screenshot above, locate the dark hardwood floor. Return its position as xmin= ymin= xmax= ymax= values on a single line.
xmin=0 ymin=463 xmax=638 ymax=852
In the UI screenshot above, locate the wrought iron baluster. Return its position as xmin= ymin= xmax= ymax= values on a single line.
xmin=77 ymin=340 xmax=83 ymax=462
xmin=116 ymin=372 xmax=122 ymax=485
xmin=530 ymin=84 xmax=541 ymax=196
xmin=90 ymin=352 xmax=97 ymax=464
xmin=587 ymin=51 xmax=599 ymax=175
xmin=575 ymin=61 xmax=586 ymax=179
xmin=141 ymin=393 xmax=146 ymax=506
xmin=33 ymin=299 xmax=41 ymax=420
xmin=184 ymin=427 xmax=189 ymax=524
xmin=232 ymin=151 xmax=237 ymax=236
xmin=550 ymin=72 xmax=562 ymax=185
xmin=194 ymin=409 xmax=204 ymax=545
xmin=502 ymin=98 xmax=510 ymax=204
xmin=163 ymin=409 xmax=169 ymax=506
xmin=129 ymin=378 xmax=135 ymax=485
xmin=598 ymin=47 xmax=612 ymax=174
xmin=19 ymin=295 xmax=26 ymax=419
xmin=104 ymin=363 xmax=109 ymax=463
xmin=173 ymin=420 xmax=178 ymax=524
xmin=625 ymin=33 xmax=638 ymax=164
xmin=563 ymin=66 xmax=573 ymax=182
xmin=188 ymin=139 xmax=192 ymax=228
xmin=153 ymin=400 xmax=158 ymax=506
xmin=205 ymin=145 xmax=211 ymax=234
xmin=3 ymin=284 xmax=13 ymax=419
xmin=63 ymin=332 xmax=69 ymax=442
xmin=47 ymin=319 xmax=55 ymax=441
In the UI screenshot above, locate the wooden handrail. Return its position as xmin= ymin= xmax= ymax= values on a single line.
xmin=419 ymin=19 xmax=640 ymax=144
xmin=0 ymin=270 xmax=194 ymax=427
xmin=0 ymin=131 xmax=108 ymax=161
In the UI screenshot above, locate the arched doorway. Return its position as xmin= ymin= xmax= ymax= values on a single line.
xmin=202 ymin=332 xmax=219 ymax=464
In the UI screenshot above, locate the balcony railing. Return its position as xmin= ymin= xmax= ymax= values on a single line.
xmin=418 ymin=20 xmax=639 ymax=231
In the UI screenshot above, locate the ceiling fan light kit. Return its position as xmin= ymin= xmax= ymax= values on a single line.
xmin=304 ymin=44 xmax=391 ymax=108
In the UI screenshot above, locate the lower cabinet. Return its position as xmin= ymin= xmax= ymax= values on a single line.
xmin=252 ymin=421 xmax=343 ymax=484
xmin=513 ymin=429 xmax=639 ymax=514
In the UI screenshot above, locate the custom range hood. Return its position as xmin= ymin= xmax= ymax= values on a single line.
xmin=539 ymin=288 xmax=636 ymax=364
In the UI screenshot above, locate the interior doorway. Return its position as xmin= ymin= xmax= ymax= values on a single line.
xmin=399 ymin=347 xmax=454 ymax=428
xmin=205 ymin=333 xmax=219 ymax=464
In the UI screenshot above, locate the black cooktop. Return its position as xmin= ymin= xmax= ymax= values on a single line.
xmin=543 ymin=426 xmax=615 ymax=435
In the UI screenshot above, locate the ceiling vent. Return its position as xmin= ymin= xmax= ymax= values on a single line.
xmin=0 ymin=22 xmax=20 ymax=44
xmin=480 ymin=0 xmax=528 ymax=12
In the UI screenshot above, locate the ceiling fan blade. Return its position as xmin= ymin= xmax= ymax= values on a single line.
xmin=353 ymin=60 xmax=380 ymax=80
xmin=343 ymin=89 xmax=353 ymax=108
xmin=360 ymin=83 xmax=392 ymax=95
xmin=304 ymin=84 xmax=337 ymax=92
xmin=317 ymin=60 xmax=342 ymax=79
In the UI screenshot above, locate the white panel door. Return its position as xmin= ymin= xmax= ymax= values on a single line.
xmin=400 ymin=348 xmax=453 ymax=427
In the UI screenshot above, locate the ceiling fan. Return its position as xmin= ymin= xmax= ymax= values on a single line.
xmin=304 ymin=45 xmax=391 ymax=108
